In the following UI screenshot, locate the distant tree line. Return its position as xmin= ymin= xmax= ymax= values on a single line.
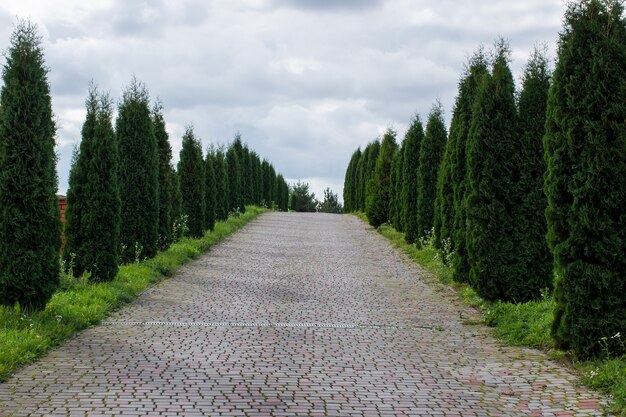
xmin=0 ymin=21 xmax=288 ymax=310
xmin=343 ymin=0 xmax=625 ymax=359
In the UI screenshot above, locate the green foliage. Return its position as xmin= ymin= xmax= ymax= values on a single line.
xmin=356 ymin=141 xmax=380 ymax=211
xmin=276 ymin=174 xmax=289 ymax=211
xmin=0 ymin=206 xmax=266 ymax=382
xmin=450 ymin=50 xmax=489 ymax=283
xmin=317 ymin=188 xmax=343 ymax=214
xmin=343 ymin=149 xmax=361 ymax=212
xmin=466 ymin=41 xmax=527 ymax=301
xmin=417 ymin=103 xmax=447 ymax=246
xmin=241 ymin=145 xmax=253 ymax=205
xmin=401 ymin=116 xmax=424 ymax=243
xmin=0 ymin=21 xmax=61 ymax=309
xmin=213 ymin=148 xmax=229 ymax=221
xmin=289 ymin=180 xmax=317 ymax=212
xmin=153 ymin=101 xmax=175 ymax=249
xmin=116 ymin=78 xmax=159 ymax=262
xmin=582 ymin=353 xmax=626 ymax=416
xmin=545 ymin=0 xmax=626 ymax=358
xmin=226 ymin=136 xmax=243 ymax=212
xmin=365 ymin=129 xmax=397 ymax=227
xmin=178 ymin=126 xmax=206 ymax=238
xmin=204 ymin=148 xmax=217 ymax=231
xmin=513 ymin=47 xmax=553 ymax=295
xmin=65 ymin=86 xmax=120 ymax=282
xmin=389 ymin=142 xmax=404 ymax=231
xmin=170 ymin=167 xmax=185 ymax=242
xmin=251 ymin=151 xmax=262 ymax=205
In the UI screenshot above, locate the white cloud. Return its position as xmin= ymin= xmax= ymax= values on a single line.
xmin=0 ymin=0 xmax=565 ymax=196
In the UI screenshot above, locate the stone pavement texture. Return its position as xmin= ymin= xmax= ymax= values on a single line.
xmin=0 ymin=213 xmax=608 ymax=416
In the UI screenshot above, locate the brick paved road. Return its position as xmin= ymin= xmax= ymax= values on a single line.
xmin=0 ymin=213 xmax=608 ymax=416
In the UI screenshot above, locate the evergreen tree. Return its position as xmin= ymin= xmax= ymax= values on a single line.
xmin=343 ymin=149 xmax=361 ymax=212
xmin=0 ymin=22 xmax=60 ymax=309
xmin=357 ymin=140 xmax=380 ymax=211
xmin=178 ymin=127 xmax=205 ymax=238
xmin=513 ymin=47 xmax=553 ymax=297
xmin=170 ymin=167 xmax=184 ymax=241
xmin=450 ymin=51 xmax=489 ymax=283
xmin=65 ymin=87 xmax=120 ymax=282
xmin=318 ymin=188 xmax=343 ymax=214
xmin=117 ymin=78 xmax=159 ymax=262
xmin=355 ymin=147 xmax=368 ymax=211
xmin=250 ymin=151 xmax=261 ymax=205
xmin=241 ymin=145 xmax=253 ymax=205
xmin=390 ymin=141 xmax=405 ymax=231
xmin=546 ymin=0 xmax=626 ymax=358
xmin=417 ymin=103 xmax=447 ymax=246
xmin=226 ymin=137 xmax=242 ymax=212
xmin=290 ymin=181 xmax=317 ymax=212
xmin=401 ymin=116 xmax=425 ymax=243
xmin=365 ymin=129 xmax=397 ymax=227
xmin=280 ymin=176 xmax=290 ymax=211
xmin=153 ymin=100 xmax=175 ymax=249
xmin=465 ymin=41 xmax=523 ymax=301
xmin=204 ymin=148 xmax=217 ymax=231
xmin=433 ymin=138 xmax=453 ymax=252
xmin=213 ymin=148 xmax=229 ymax=221
xmin=269 ymin=164 xmax=277 ymax=205
xmin=261 ymin=159 xmax=271 ymax=206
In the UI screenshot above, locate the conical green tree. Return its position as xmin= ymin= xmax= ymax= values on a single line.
xmin=365 ymin=129 xmax=398 ymax=227
xmin=0 ymin=22 xmax=61 ymax=309
xmin=357 ymin=141 xmax=380 ymax=211
xmin=417 ymin=103 xmax=447 ymax=246
xmin=204 ymin=148 xmax=217 ymax=231
xmin=250 ymin=151 xmax=261 ymax=205
xmin=465 ymin=41 xmax=524 ymax=301
xmin=512 ymin=47 xmax=553 ymax=297
xmin=401 ymin=116 xmax=425 ymax=243
xmin=170 ymin=167 xmax=184 ymax=242
xmin=65 ymin=88 xmax=120 ymax=282
xmin=268 ymin=164 xmax=277 ymax=205
xmin=343 ymin=149 xmax=361 ymax=213
xmin=117 ymin=78 xmax=159 ymax=262
xmin=390 ymin=141 xmax=405 ymax=231
xmin=546 ymin=0 xmax=626 ymax=358
xmin=153 ymin=100 xmax=175 ymax=249
xmin=451 ymin=51 xmax=489 ymax=283
xmin=226 ymin=137 xmax=243 ymax=212
xmin=178 ymin=127 xmax=205 ymax=238
xmin=213 ymin=148 xmax=229 ymax=221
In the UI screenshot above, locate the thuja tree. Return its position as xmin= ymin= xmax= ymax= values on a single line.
xmin=261 ymin=159 xmax=271 ymax=206
xmin=546 ymin=0 xmax=626 ymax=358
xmin=65 ymin=87 xmax=120 ymax=282
xmin=365 ymin=129 xmax=397 ymax=227
xmin=278 ymin=175 xmax=290 ymax=211
xmin=389 ymin=142 xmax=404 ymax=231
xmin=204 ymin=148 xmax=217 ymax=231
xmin=417 ymin=103 xmax=447 ymax=246
xmin=465 ymin=41 xmax=524 ymax=301
xmin=357 ymin=140 xmax=380 ymax=211
xmin=0 ymin=22 xmax=60 ymax=309
xmin=251 ymin=151 xmax=262 ymax=205
xmin=241 ymin=145 xmax=253 ymax=205
xmin=226 ymin=138 xmax=242 ymax=212
xmin=268 ymin=164 xmax=277 ymax=204
xmin=401 ymin=116 xmax=424 ymax=243
xmin=343 ymin=148 xmax=361 ymax=212
xmin=513 ymin=47 xmax=553 ymax=297
xmin=450 ymin=51 xmax=489 ymax=283
xmin=213 ymin=148 xmax=229 ymax=221
xmin=153 ymin=101 xmax=175 ymax=249
xmin=170 ymin=167 xmax=184 ymax=241
xmin=178 ymin=127 xmax=205 ymax=238
xmin=117 ymin=78 xmax=159 ymax=262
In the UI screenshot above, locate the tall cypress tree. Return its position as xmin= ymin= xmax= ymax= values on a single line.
xmin=269 ymin=164 xmax=277 ymax=205
xmin=117 ymin=78 xmax=159 ymax=262
xmin=261 ymin=159 xmax=271 ymax=206
xmin=546 ymin=0 xmax=626 ymax=358
xmin=204 ymin=148 xmax=217 ymax=231
xmin=401 ymin=116 xmax=425 ymax=243
xmin=213 ymin=148 xmax=229 ymax=221
xmin=0 ymin=22 xmax=61 ymax=309
xmin=343 ymin=149 xmax=361 ymax=213
xmin=65 ymin=87 xmax=120 ymax=282
xmin=417 ymin=103 xmax=447 ymax=245
xmin=390 ymin=141 xmax=405 ymax=231
xmin=513 ymin=47 xmax=553 ymax=297
xmin=170 ymin=167 xmax=184 ymax=241
xmin=250 ymin=151 xmax=261 ymax=205
xmin=365 ymin=129 xmax=397 ymax=227
xmin=450 ymin=51 xmax=489 ymax=283
xmin=153 ymin=100 xmax=175 ymax=249
xmin=178 ymin=127 xmax=205 ymax=238
xmin=226 ymin=137 xmax=242 ymax=212
xmin=465 ymin=41 xmax=523 ymax=301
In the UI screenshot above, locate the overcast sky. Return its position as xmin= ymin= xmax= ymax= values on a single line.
xmin=0 ymin=0 xmax=565 ymax=202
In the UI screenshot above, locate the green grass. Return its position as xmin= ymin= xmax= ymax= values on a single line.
xmin=353 ymin=212 xmax=626 ymax=416
xmin=0 ymin=206 xmax=266 ymax=382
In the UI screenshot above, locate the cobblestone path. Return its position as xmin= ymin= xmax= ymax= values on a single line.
xmin=0 ymin=213 xmax=608 ymax=416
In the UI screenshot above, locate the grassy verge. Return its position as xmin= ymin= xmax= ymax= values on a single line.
xmin=0 ymin=206 xmax=266 ymax=382
xmin=354 ymin=212 xmax=625 ymax=416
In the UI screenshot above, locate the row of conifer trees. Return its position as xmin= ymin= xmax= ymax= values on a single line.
xmin=0 ymin=21 xmax=288 ymax=310
xmin=343 ymin=0 xmax=625 ymax=358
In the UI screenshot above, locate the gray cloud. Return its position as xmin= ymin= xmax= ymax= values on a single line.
xmin=0 ymin=0 xmax=565 ymax=201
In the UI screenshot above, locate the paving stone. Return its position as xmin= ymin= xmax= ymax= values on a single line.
xmin=0 ymin=213 xmax=608 ymax=416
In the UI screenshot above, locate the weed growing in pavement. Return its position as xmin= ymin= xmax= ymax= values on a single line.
xmin=0 ymin=206 xmax=267 ymax=382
